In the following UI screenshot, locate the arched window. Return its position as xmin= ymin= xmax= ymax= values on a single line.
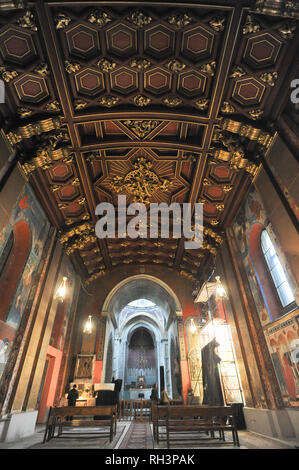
xmin=261 ymin=230 xmax=296 ymax=313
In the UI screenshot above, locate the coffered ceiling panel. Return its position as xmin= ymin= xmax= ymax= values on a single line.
xmin=1 ymin=1 xmax=298 ymax=286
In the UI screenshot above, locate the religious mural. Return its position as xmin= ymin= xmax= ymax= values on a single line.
xmin=0 ymin=184 xmax=50 ymax=380
xmin=233 ymin=186 xmax=299 ymax=407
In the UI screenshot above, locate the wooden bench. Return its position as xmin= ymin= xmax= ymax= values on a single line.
xmin=43 ymin=405 xmax=117 ymax=443
xmin=165 ymin=405 xmax=240 ymax=448
xmin=151 ymin=404 xmax=211 ymax=444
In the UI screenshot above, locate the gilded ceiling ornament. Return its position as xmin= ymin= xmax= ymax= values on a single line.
xmin=216 ymin=203 xmax=225 ymax=211
xmin=58 ymin=202 xmax=68 ymax=210
xmin=64 ymin=60 xmax=81 ymax=74
xmin=203 ymin=178 xmax=211 ymax=186
xmin=179 ymin=270 xmax=195 ymax=281
xmin=260 ymin=71 xmax=278 ymax=86
xmin=123 ymin=120 xmax=160 ymax=138
xmin=82 ymin=214 xmax=90 ymax=221
xmin=221 ymin=101 xmax=235 ymax=114
xmin=248 ymin=108 xmax=264 ymax=120
xmin=50 ymin=184 xmax=61 ymax=193
xmin=45 ymin=100 xmax=61 ymax=112
xmin=195 ymin=97 xmax=209 ymax=111
xmin=230 ymin=66 xmax=246 ymax=78
xmin=242 ymin=14 xmax=260 ymax=34
xmin=22 ymin=129 xmax=70 ymax=174
xmin=129 ymin=58 xmax=152 ymax=70
xmin=127 ymin=10 xmax=152 ymax=27
xmin=34 ymin=63 xmax=50 ymax=76
xmin=166 ymin=59 xmax=186 ymax=73
xmin=210 ymin=219 xmax=219 ymax=226
xmin=133 ymin=95 xmax=151 ymax=107
xmin=0 ymin=66 xmax=18 ymax=82
xmin=7 ymin=117 xmax=62 ymax=145
xmin=88 ymin=9 xmax=112 ymax=27
xmin=0 ymin=1 xmax=24 ymax=10
xmin=97 ymin=58 xmax=116 ymax=73
xmin=209 ymin=16 xmax=226 ymax=32
xmin=163 ymin=95 xmax=182 ymax=107
xmin=63 ymin=153 xmax=74 ymax=164
xmin=65 ymin=218 xmax=75 ymax=226
xmin=221 ymin=119 xmax=273 ymax=149
xmin=17 ymin=107 xmax=33 ymax=118
xmin=223 ymin=185 xmax=233 ymax=192
xmin=17 ymin=10 xmax=37 ymax=31
xmin=198 ymin=198 xmax=206 ymax=204
xmin=168 ymin=12 xmax=192 ymax=28
xmin=85 ymin=271 xmax=106 ymax=286
xmin=110 ymin=157 xmax=172 ymax=204
xmin=74 ymin=99 xmax=88 ymax=111
xmin=278 ymin=22 xmax=296 ymax=39
xmin=85 ymin=151 xmax=100 ymax=162
xmin=252 ymin=0 xmax=299 ymax=19
xmin=77 ymin=197 xmax=86 ymax=206
xmin=185 ymin=152 xmax=198 ymax=163
xmin=71 ymin=177 xmax=80 ymax=186
xmin=99 ymin=95 xmax=120 ymax=107
xmin=55 ymin=13 xmax=72 ymax=29
xmin=199 ymin=61 xmax=216 ymax=76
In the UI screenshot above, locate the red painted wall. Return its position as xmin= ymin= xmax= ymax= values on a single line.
xmin=37 ymin=345 xmax=62 ymax=423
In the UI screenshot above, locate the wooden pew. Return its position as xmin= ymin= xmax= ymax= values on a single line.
xmin=165 ymin=405 xmax=240 ymax=448
xmin=43 ymin=405 xmax=117 ymax=443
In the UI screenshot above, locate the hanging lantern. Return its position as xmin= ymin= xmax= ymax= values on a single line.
xmin=215 ymin=275 xmax=226 ymax=298
xmin=189 ymin=317 xmax=197 ymax=334
xmin=55 ymin=276 xmax=67 ymax=303
xmin=83 ymin=315 xmax=93 ymax=334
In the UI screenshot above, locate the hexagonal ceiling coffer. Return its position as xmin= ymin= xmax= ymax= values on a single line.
xmin=0 ymin=27 xmax=37 ymax=65
xmin=204 ymin=185 xmax=225 ymax=201
xmin=58 ymin=185 xmax=81 ymax=201
xmin=106 ymin=23 xmax=137 ymax=57
xmin=181 ymin=25 xmax=214 ymax=61
xmin=110 ymin=67 xmax=138 ymax=94
xmin=144 ymin=67 xmax=172 ymax=95
xmin=177 ymin=70 xmax=206 ymax=97
xmin=144 ymin=25 xmax=175 ymax=58
xmin=64 ymin=202 xmax=85 ymax=218
xmin=14 ymin=73 xmax=49 ymax=103
xmin=209 ymin=164 xmax=232 ymax=183
xmin=74 ymin=68 xmax=104 ymax=96
xmin=243 ymin=32 xmax=282 ymax=69
xmin=49 ymin=163 xmax=74 ymax=182
xmin=232 ymin=77 xmax=265 ymax=106
xmin=65 ymin=23 xmax=100 ymax=60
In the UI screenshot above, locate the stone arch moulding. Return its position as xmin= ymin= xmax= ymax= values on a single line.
xmin=101 ymin=274 xmax=183 ymax=318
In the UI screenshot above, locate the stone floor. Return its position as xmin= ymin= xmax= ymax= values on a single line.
xmin=0 ymin=420 xmax=298 ymax=450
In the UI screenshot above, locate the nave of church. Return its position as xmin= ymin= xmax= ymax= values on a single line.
xmin=0 ymin=0 xmax=299 ymax=451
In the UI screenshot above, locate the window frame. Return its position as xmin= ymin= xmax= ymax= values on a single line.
xmin=260 ymin=229 xmax=296 ymax=315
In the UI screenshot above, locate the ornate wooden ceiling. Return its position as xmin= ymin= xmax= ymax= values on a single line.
xmin=1 ymin=1 xmax=298 ymax=285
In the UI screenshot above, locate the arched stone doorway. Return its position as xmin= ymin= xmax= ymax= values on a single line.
xmin=101 ymin=275 xmax=183 ymax=400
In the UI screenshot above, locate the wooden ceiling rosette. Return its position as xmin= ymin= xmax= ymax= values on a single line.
xmin=0 ymin=0 xmax=298 ymax=286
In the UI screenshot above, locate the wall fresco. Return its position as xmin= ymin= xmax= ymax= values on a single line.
xmin=0 ymin=184 xmax=50 ymax=380
xmin=233 ymin=186 xmax=299 ymax=407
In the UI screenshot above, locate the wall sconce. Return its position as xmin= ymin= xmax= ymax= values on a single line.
xmin=55 ymin=276 xmax=67 ymax=303
xmin=83 ymin=315 xmax=93 ymax=334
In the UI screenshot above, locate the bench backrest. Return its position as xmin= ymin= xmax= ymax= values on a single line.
xmin=49 ymin=405 xmax=116 ymax=418
xmin=166 ymin=405 xmax=234 ymax=419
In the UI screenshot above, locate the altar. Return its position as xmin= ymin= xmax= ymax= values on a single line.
xmin=123 ymin=388 xmax=152 ymax=400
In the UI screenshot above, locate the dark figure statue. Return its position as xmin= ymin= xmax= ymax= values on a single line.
xmin=150 ymin=383 xmax=158 ymax=402
xmin=202 ymin=338 xmax=224 ymax=406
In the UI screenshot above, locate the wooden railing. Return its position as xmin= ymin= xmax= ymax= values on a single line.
xmin=118 ymin=400 xmax=152 ymax=421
